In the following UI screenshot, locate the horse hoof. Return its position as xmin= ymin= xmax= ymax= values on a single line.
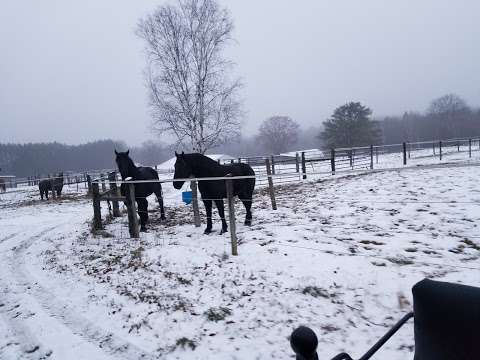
xmin=204 ymin=228 xmax=213 ymax=235
xmin=140 ymin=227 xmax=148 ymax=232
xmin=244 ymin=220 xmax=252 ymax=226
xmin=219 ymin=228 xmax=228 ymax=235
xmin=161 ymin=216 xmax=166 ymax=221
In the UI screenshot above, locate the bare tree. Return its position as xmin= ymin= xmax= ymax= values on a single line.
xmin=427 ymin=94 xmax=471 ymax=139
xmin=137 ymin=0 xmax=243 ymax=154
xmin=257 ymin=116 xmax=300 ymax=154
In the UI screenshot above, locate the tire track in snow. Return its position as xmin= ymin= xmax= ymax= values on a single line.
xmin=0 ymin=227 xmax=58 ymax=359
xmin=2 ymin=226 xmax=158 ymax=360
xmin=0 ymin=233 xmax=18 ymax=245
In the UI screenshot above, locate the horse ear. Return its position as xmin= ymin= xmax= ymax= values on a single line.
xmin=114 ymin=149 xmax=118 ymax=155
xmin=182 ymin=151 xmax=185 ymax=155
xmin=126 ymin=149 xmax=129 ymax=156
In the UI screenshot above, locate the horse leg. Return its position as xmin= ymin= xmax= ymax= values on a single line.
xmin=137 ymin=198 xmax=148 ymax=232
xmin=153 ymin=184 xmax=166 ymax=220
xmin=40 ymin=190 xmax=44 ymax=200
xmin=215 ymin=200 xmax=228 ymax=234
xmin=241 ymin=196 xmax=253 ymax=226
xmin=203 ymin=199 xmax=213 ymax=234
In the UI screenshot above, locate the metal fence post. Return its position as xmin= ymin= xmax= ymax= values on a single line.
xmin=271 ymin=155 xmax=275 ymax=175
xmin=191 ymin=179 xmax=201 ymax=227
xmin=402 ymin=142 xmax=407 ymax=165
xmin=439 ymin=141 xmax=443 ymax=160
xmin=301 ymin=152 xmax=307 ymax=179
xmin=295 ymin=152 xmax=300 ymax=173
xmin=376 ymin=146 xmax=379 ymax=164
xmin=330 ymin=149 xmax=336 ymax=174
xmin=92 ymin=182 xmax=102 ymax=230
xmin=469 ymin=139 xmax=472 ymax=158
xmin=87 ymin=174 xmax=92 ymax=195
xmin=225 ymin=175 xmax=238 ymax=256
xmin=265 ymin=158 xmax=277 ymax=210
xmin=370 ymin=145 xmax=374 ymax=170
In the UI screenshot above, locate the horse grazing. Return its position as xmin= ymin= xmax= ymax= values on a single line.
xmin=39 ymin=172 xmax=64 ymax=200
xmin=173 ymin=152 xmax=255 ymax=234
xmin=115 ymin=150 xmax=166 ymax=231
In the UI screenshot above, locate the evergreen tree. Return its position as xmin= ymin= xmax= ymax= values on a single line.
xmin=320 ymin=102 xmax=382 ymax=148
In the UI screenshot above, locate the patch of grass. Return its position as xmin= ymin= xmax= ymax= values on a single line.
xmin=387 ymin=256 xmax=414 ymax=265
xmin=461 ymin=239 xmax=480 ymax=251
xmin=176 ymin=276 xmax=192 ymax=285
xmin=360 ymin=240 xmax=385 ymax=246
xmin=302 ymin=286 xmax=332 ymax=298
xmin=204 ymin=307 xmax=232 ymax=322
xmin=175 ymin=337 xmax=196 ymax=351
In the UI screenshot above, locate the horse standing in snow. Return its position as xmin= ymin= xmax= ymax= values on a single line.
xmin=173 ymin=152 xmax=255 ymax=234
xmin=115 ymin=150 xmax=166 ymax=231
xmin=39 ymin=173 xmax=64 ymax=200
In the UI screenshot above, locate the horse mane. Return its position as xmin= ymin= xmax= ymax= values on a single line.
xmin=182 ymin=153 xmax=225 ymax=177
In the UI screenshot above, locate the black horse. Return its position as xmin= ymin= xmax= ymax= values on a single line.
xmin=39 ymin=172 xmax=64 ymax=200
xmin=173 ymin=152 xmax=255 ymax=234
xmin=115 ymin=150 xmax=166 ymax=231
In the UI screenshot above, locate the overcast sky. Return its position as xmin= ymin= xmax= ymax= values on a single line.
xmin=1 ymin=0 xmax=479 ymax=145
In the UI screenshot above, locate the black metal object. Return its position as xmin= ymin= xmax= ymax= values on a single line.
xmin=290 ymin=326 xmax=319 ymax=360
xmin=290 ymin=279 xmax=480 ymax=360
xmin=290 ymin=312 xmax=412 ymax=360
xmin=357 ymin=312 xmax=413 ymax=360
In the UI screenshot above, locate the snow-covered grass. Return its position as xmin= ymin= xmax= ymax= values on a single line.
xmin=1 ymin=161 xmax=479 ymax=360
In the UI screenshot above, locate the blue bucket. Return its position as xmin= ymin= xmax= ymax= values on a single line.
xmin=182 ymin=191 xmax=192 ymax=205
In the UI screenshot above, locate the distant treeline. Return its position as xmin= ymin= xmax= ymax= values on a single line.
xmin=0 ymin=140 xmax=171 ymax=177
xmin=380 ymin=94 xmax=480 ymax=144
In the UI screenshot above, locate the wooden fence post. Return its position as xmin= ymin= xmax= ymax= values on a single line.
xmin=127 ymin=182 xmax=140 ymax=238
xmin=301 ymin=152 xmax=306 ymax=179
xmin=469 ymin=139 xmax=472 ymax=158
xmin=225 ymin=175 xmax=238 ymax=256
xmin=439 ymin=141 xmax=443 ymax=160
xmin=191 ymin=179 xmax=201 ymax=227
xmin=402 ymin=142 xmax=407 ymax=165
xmin=92 ymin=182 xmax=102 ymax=230
xmin=108 ymin=172 xmax=120 ymax=217
xmin=408 ymin=143 xmax=411 ymax=159
xmin=349 ymin=150 xmax=353 ymax=168
xmin=370 ymin=145 xmax=374 ymax=170
xmin=375 ymin=146 xmax=379 ymax=164
xmin=265 ymin=158 xmax=277 ymax=210
xmin=87 ymin=174 xmax=92 ymax=195
xmin=457 ymin=141 xmax=460 ymax=152
xmin=330 ymin=149 xmax=335 ymax=175
xmin=433 ymin=142 xmax=436 ymax=156
xmin=295 ymin=152 xmax=300 ymax=173
xmin=270 ymin=156 xmax=275 ymax=175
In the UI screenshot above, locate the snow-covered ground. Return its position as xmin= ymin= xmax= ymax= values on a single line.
xmin=1 ymin=160 xmax=480 ymax=359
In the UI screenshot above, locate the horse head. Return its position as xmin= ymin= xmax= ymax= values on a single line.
xmin=173 ymin=151 xmax=191 ymax=189
xmin=115 ymin=149 xmax=134 ymax=179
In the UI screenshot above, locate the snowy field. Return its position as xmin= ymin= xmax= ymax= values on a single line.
xmin=1 ymin=159 xmax=480 ymax=359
